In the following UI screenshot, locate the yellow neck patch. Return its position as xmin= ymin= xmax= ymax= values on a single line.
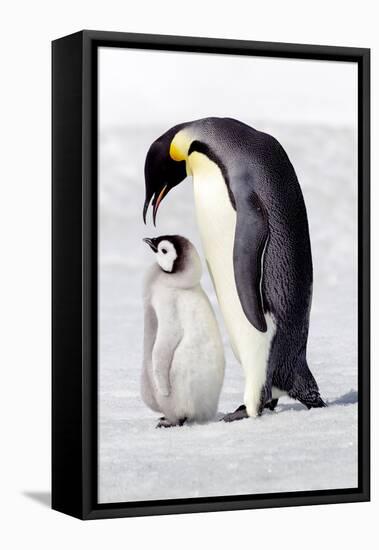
xmin=169 ymin=130 xmax=192 ymax=162
xmin=169 ymin=141 xmax=186 ymax=162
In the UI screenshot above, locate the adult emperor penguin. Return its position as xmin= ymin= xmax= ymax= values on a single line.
xmin=143 ymin=117 xmax=326 ymax=421
xmin=141 ymin=235 xmax=225 ymax=427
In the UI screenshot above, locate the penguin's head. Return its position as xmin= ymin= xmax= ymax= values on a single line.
xmin=143 ymin=127 xmax=188 ymax=226
xmin=143 ymin=235 xmax=202 ymax=286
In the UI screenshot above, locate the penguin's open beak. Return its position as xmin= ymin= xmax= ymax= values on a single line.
xmin=143 ymin=184 xmax=169 ymax=226
xmin=143 ymin=237 xmax=158 ymax=252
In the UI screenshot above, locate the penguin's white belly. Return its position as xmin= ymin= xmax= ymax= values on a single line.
xmin=189 ymin=152 xmax=278 ymax=414
xmin=190 ymin=153 xmax=268 ymax=361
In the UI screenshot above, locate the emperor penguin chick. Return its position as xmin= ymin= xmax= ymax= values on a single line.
xmin=141 ymin=235 xmax=225 ymax=428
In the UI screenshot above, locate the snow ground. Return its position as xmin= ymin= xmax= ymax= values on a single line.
xmin=98 ymin=122 xmax=358 ymax=503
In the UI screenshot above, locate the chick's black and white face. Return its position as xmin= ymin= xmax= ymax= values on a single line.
xmin=156 ymin=240 xmax=178 ymax=273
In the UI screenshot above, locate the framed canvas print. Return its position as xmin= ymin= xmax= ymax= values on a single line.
xmin=52 ymin=30 xmax=370 ymax=520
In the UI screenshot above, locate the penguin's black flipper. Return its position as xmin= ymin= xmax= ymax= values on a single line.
xmin=233 ymin=191 xmax=268 ymax=332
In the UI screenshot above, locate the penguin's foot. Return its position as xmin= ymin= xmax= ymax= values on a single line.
xmin=264 ymin=398 xmax=279 ymax=411
xmin=221 ymin=404 xmax=248 ymax=423
xmin=156 ymin=417 xmax=187 ymax=428
xmin=258 ymin=384 xmax=273 ymax=415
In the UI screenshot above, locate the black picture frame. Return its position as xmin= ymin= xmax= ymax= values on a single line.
xmin=52 ymin=30 xmax=370 ymax=520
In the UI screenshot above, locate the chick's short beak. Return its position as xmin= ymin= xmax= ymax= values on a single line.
xmin=143 ymin=237 xmax=158 ymax=252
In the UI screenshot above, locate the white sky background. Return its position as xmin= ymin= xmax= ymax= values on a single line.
xmin=99 ymin=47 xmax=357 ymax=129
